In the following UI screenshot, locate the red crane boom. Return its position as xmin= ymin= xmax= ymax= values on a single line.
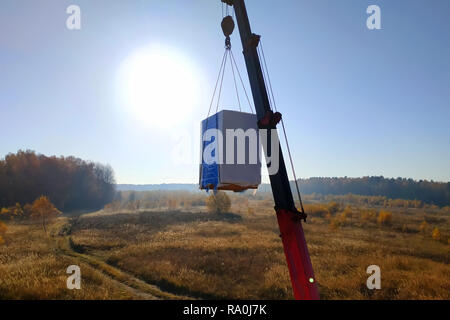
xmin=221 ymin=0 xmax=319 ymax=300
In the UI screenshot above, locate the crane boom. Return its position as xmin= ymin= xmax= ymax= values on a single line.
xmin=221 ymin=0 xmax=320 ymax=300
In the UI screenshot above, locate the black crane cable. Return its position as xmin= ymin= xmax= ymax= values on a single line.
xmin=258 ymin=40 xmax=306 ymax=215
xmin=212 ymin=4 xmax=253 ymax=116
xmin=207 ymin=49 xmax=227 ymax=119
xmin=215 ymin=49 xmax=229 ymax=113
xmin=208 ymin=48 xmax=255 ymax=117
xmin=230 ymin=49 xmax=255 ymax=114
xmin=230 ymin=52 xmax=242 ymax=112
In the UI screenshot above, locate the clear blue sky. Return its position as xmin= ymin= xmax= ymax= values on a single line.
xmin=1 ymin=0 xmax=449 ymax=184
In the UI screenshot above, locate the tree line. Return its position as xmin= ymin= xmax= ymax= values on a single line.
xmin=296 ymin=177 xmax=450 ymax=207
xmin=0 ymin=150 xmax=116 ymax=211
xmin=257 ymin=176 xmax=450 ymax=206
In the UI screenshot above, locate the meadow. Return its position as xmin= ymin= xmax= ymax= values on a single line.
xmin=0 ymin=191 xmax=449 ymax=300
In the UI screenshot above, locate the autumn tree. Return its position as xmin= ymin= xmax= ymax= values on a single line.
xmin=206 ymin=191 xmax=231 ymax=214
xmin=377 ymin=210 xmax=392 ymax=226
xmin=0 ymin=207 xmax=11 ymax=220
xmin=0 ymin=203 xmax=23 ymax=220
xmin=286 ymin=176 xmax=450 ymax=207
xmin=419 ymin=221 xmax=429 ymax=234
xmin=329 ymin=218 xmax=340 ymax=231
xmin=167 ymin=198 xmax=178 ymax=210
xmin=327 ymin=202 xmax=340 ymax=214
xmin=0 ymin=150 xmax=116 ymax=211
xmin=22 ymin=203 xmax=33 ymax=219
xmin=360 ymin=209 xmax=377 ymax=222
xmin=12 ymin=203 xmax=23 ymax=220
xmin=0 ymin=221 xmax=7 ymax=245
xmin=432 ymin=228 xmax=441 ymax=241
xmin=31 ymin=196 xmax=61 ymax=234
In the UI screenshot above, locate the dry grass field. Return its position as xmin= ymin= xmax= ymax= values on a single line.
xmin=0 ymin=192 xmax=449 ymax=300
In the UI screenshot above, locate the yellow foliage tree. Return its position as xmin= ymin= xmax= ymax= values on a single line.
xmin=167 ymin=198 xmax=178 ymax=210
xmin=31 ymin=196 xmax=61 ymax=234
xmin=419 ymin=221 xmax=428 ymax=234
xmin=360 ymin=209 xmax=377 ymax=222
xmin=206 ymin=191 xmax=231 ymax=214
xmin=0 ymin=221 xmax=7 ymax=245
xmin=12 ymin=203 xmax=23 ymax=220
xmin=377 ymin=210 xmax=392 ymax=226
xmin=23 ymin=203 xmax=33 ymax=219
xmin=1 ymin=207 xmax=10 ymax=217
xmin=327 ymin=202 xmax=340 ymax=214
xmin=329 ymin=218 xmax=340 ymax=231
xmin=340 ymin=206 xmax=354 ymax=225
xmin=0 ymin=204 xmax=23 ymax=220
xmin=432 ymin=228 xmax=441 ymax=241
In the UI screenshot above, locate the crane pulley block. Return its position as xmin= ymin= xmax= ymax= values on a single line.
xmin=221 ymin=15 xmax=235 ymax=37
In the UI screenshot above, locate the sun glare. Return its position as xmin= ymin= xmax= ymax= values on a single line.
xmin=118 ymin=45 xmax=200 ymax=129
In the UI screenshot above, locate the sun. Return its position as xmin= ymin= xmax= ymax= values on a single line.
xmin=118 ymin=44 xmax=200 ymax=129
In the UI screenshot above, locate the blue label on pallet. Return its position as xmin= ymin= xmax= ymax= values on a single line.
xmin=200 ymin=113 xmax=219 ymax=190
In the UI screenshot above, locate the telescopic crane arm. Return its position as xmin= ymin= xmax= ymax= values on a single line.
xmin=221 ymin=0 xmax=320 ymax=300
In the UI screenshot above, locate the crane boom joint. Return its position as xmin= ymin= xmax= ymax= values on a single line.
xmin=221 ymin=0 xmax=234 ymax=6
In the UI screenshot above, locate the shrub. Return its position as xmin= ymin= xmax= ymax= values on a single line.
xmin=441 ymin=206 xmax=450 ymax=214
xmin=206 ymin=191 xmax=231 ymax=214
xmin=377 ymin=210 xmax=392 ymax=226
xmin=304 ymin=204 xmax=329 ymax=217
xmin=0 ymin=203 xmax=24 ymax=220
xmin=0 ymin=207 xmax=11 ymax=219
xmin=23 ymin=203 xmax=33 ymax=219
xmin=167 ymin=198 xmax=178 ymax=210
xmin=432 ymin=228 xmax=441 ymax=241
xmin=340 ymin=206 xmax=355 ymax=224
xmin=329 ymin=218 xmax=340 ymax=231
xmin=104 ymin=201 xmax=121 ymax=212
xmin=327 ymin=202 xmax=340 ymax=214
xmin=361 ymin=209 xmax=377 ymax=222
xmin=0 ymin=221 xmax=7 ymax=245
xmin=419 ymin=221 xmax=428 ymax=234
xmin=12 ymin=203 xmax=23 ymax=220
